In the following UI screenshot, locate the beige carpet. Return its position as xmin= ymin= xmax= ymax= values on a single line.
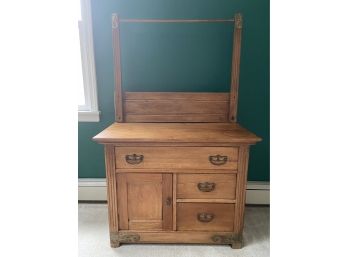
xmin=79 ymin=204 xmax=269 ymax=257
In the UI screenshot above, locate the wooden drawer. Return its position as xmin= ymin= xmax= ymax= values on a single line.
xmin=115 ymin=147 xmax=238 ymax=170
xmin=177 ymin=203 xmax=235 ymax=231
xmin=177 ymin=174 xmax=237 ymax=199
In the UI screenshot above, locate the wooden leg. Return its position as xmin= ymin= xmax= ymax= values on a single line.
xmin=110 ymin=232 xmax=120 ymax=248
xmin=110 ymin=240 xmax=120 ymax=248
xmin=230 ymin=239 xmax=243 ymax=249
xmin=230 ymin=233 xmax=243 ymax=249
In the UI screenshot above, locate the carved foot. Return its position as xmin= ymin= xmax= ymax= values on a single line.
xmin=110 ymin=232 xmax=140 ymax=248
xmin=211 ymin=233 xmax=243 ymax=249
xmin=230 ymin=240 xmax=243 ymax=249
xmin=110 ymin=232 xmax=120 ymax=248
xmin=110 ymin=240 xmax=120 ymax=248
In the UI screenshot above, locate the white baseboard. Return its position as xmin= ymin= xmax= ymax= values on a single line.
xmin=78 ymin=178 xmax=107 ymax=201
xmin=245 ymin=181 xmax=270 ymax=205
xmin=79 ymin=178 xmax=269 ymax=205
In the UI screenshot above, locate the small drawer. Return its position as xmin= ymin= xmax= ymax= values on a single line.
xmin=177 ymin=174 xmax=237 ymax=199
xmin=115 ymin=147 xmax=238 ymax=170
xmin=177 ymin=203 xmax=235 ymax=231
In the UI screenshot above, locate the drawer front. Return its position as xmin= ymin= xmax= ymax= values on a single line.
xmin=177 ymin=174 xmax=237 ymax=199
xmin=115 ymin=147 xmax=238 ymax=170
xmin=177 ymin=203 xmax=235 ymax=231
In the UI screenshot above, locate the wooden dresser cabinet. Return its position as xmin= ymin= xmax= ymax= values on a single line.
xmin=93 ymin=13 xmax=262 ymax=249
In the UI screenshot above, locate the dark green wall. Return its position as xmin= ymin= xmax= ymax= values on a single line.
xmin=78 ymin=0 xmax=269 ymax=181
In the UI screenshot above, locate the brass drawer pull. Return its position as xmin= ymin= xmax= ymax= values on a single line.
xmin=125 ymin=154 xmax=144 ymax=164
xmin=197 ymin=213 xmax=215 ymax=222
xmin=197 ymin=182 xmax=216 ymax=192
xmin=209 ymin=155 xmax=228 ymax=165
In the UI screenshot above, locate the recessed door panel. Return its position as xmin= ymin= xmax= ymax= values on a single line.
xmin=117 ymin=173 xmax=172 ymax=231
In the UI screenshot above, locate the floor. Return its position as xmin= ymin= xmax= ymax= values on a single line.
xmin=79 ymin=204 xmax=269 ymax=257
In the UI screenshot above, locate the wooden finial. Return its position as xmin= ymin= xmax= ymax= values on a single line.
xmin=112 ymin=13 xmax=119 ymax=29
xmin=235 ymin=13 xmax=243 ymax=29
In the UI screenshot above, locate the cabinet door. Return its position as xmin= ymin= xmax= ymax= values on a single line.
xmin=117 ymin=173 xmax=172 ymax=231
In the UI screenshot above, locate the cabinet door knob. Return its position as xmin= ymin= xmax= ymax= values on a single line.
xmin=165 ymin=197 xmax=172 ymax=206
xmin=209 ymin=155 xmax=227 ymax=165
xmin=197 ymin=213 xmax=214 ymax=222
xmin=125 ymin=154 xmax=144 ymax=164
xmin=197 ymin=182 xmax=216 ymax=192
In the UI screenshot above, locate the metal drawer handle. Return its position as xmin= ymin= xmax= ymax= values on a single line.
xmin=197 ymin=213 xmax=215 ymax=222
xmin=125 ymin=154 xmax=144 ymax=164
xmin=197 ymin=182 xmax=216 ymax=192
xmin=209 ymin=155 xmax=228 ymax=165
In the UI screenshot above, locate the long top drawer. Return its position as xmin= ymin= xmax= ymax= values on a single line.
xmin=115 ymin=147 xmax=238 ymax=170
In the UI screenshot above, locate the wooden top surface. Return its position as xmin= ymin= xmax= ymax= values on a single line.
xmin=93 ymin=123 xmax=261 ymax=144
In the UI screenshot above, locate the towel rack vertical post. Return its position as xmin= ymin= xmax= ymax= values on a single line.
xmin=229 ymin=13 xmax=243 ymax=122
xmin=112 ymin=14 xmax=124 ymax=122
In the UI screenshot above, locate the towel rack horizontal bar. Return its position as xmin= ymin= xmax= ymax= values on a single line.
xmin=119 ymin=18 xmax=234 ymax=23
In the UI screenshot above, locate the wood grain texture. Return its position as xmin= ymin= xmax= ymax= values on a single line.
xmin=177 ymin=203 xmax=235 ymax=231
xmin=125 ymin=100 xmax=228 ymax=114
xmin=125 ymin=92 xmax=229 ymax=100
xmin=104 ymin=145 xmax=118 ymax=232
xmin=127 ymin=174 xmax=163 ymax=230
xmin=115 ymin=168 xmax=237 ymax=174
xmin=116 ymin=173 xmax=128 ymax=230
xmin=93 ymin=123 xmax=261 ymax=144
xmin=229 ymin=13 xmax=243 ymax=122
xmin=112 ymin=14 xmax=123 ymax=122
xmin=124 ymin=92 xmax=229 ymax=122
xmin=112 ymin=142 xmax=250 ymax=147
xmin=111 ymin=231 xmax=240 ymax=244
xmin=115 ymin=147 xmax=238 ymax=170
xmin=162 ymin=174 xmax=173 ymax=231
xmin=125 ymin=114 xmax=228 ymax=123
xmin=176 ymin=199 xmax=236 ymax=203
xmin=117 ymin=173 xmax=165 ymax=230
xmin=173 ymin=174 xmax=177 ymax=231
xmin=233 ymin=145 xmax=249 ymax=234
xmin=128 ymin=221 xmax=163 ymax=230
xmin=96 ymin=12 xmax=261 ymax=249
xmin=116 ymin=173 xmax=173 ymax=231
xmin=177 ymin=174 xmax=237 ymax=199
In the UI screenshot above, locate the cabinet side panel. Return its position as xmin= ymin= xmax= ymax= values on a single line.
xmin=234 ymin=145 xmax=250 ymax=234
xmin=116 ymin=173 xmax=128 ymax=230
xmin=105 ymin=145 xmax=118 ymax=232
